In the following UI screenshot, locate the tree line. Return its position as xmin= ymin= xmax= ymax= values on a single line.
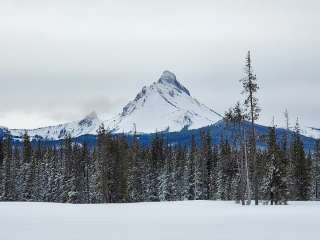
xmin=0 ymin=122 xmax=319 ymax=204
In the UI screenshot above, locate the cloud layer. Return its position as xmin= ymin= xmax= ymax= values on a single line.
xmin=0 ymin=0 xmax=319 ymax=129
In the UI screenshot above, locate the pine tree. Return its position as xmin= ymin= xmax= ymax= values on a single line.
xmin=314 ymin=140 xmax=320 ymax=200
xmin=22 ymin=131 xmax=32 ymax=163
xmin=218 ymin=139 xmax=236 ymax=200
xmin=209 ymin=144 xmax=219 ymax=200
xmin=148 ymin=134 xmax=164 ymax=201
xmin=184 ymin=135 xmax=197 ymax=200
xmin=174 ymin=145 xmax=186 ymax=200
xmin=291 ymin=121 xmax=311 ymax=200
xmin=81 ymin=142 xmax=90 ymax=203
xmin=0 ymin=138 xmax=3 ymax=198
xmin=113 ymin=135 xmax=129 ymax=203
xmin=96 ymin=124 xmax=113 ymax=203
xmin=261 ymin=126 xmax=288 ymax=204
xmin=127 ymin=136 xmax=145 ymax=202
xmin=61 ymin=135 xmax=74 ymax=202
xmin=12 ymin=146 xmax=22 ymax=200
xmin=194 ymin=148 xmax=203 ymax=200
xmin=45 ymin=147 xmax=62 ymax=202
xmin=158 ymin=147 xmax=171 ymax=201
xmin=2 ymin=135 xmax=14 ymax=200
xmin=224 ymin=102 xmax=249 ymax=205
xmin=0 ymin=138 xmax=4 ymax=167
xmin=240 ymin=51 xmax=261 ymax=205
xmin=199 ymin=131 xmax=213 ymax=199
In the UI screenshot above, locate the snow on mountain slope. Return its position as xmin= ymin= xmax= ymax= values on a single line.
xmin=300 ymin=126 xmax=320 ymax=140
xmin=104 ymin=71 xmax=222 ymax=133
xmin=6 ymin=71 xmax=222 ymax=140
xmin=9 ymin=111 xmax=101 ymax=141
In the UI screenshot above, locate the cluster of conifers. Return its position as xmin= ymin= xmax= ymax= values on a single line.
xmin=0 ymin=122 xmax=319 ymax=204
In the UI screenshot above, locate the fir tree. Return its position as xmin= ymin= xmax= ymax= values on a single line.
xmin=96 ymin=124 xmax=113 ymax=203
xmin=240 ymin=51 xmax=261 ymax=205
xmin=314 ymin=140 xmax=320 ymax=200
xmin=2 ymin=135 xmax=14 ymax=200
xmin=184 ymin=135 xmax=197 ymax=200
xmin=22 ymin=131 xmax=32 ymax=163
xmin=224 ymin=102 xmax=250 ymax=205
xmin=0 ymin=138 xmax=4 ymax=167
xmin=291 ymin=121 xmax=311 ymax=200
xmin=261 ymin=126 xmax=288 ymax=204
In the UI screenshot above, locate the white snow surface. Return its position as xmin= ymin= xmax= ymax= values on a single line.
xmin=8 ymin=71 xmax=222 ymax=140
xmin=300 ymin=126 xmax=320 ymax=139
xmin=9 ymin=111 xmax=101 ymax=141
xmin=1 ymin=200 xmax=319 ymax=240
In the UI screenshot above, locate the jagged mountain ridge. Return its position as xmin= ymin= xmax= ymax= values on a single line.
xmin=103 ymin=71 xmax=222 ymax=134
xmin=6 ymin=71 xmax=223 ymax=140
xmin=9 ymin=111 xmax=101 ymax=141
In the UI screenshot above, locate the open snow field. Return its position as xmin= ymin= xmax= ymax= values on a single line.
xmin=1 ymin=201 xmax=319 ymax=240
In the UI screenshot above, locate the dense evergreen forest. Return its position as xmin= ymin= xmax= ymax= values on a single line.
xmin=0 ymin=122 xmax=319 ymax=204
xmin=0 ymin=52 xmax=319 ymax=205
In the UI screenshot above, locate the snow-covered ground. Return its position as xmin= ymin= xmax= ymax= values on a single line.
xmin=1 ymin=201 xmax=319 ymax=240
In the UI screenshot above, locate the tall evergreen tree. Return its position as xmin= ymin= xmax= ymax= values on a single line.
xmin=261 ymin=126 xmax=288 ymax=204
xmin=224 ymin=102 xmax=250 ymax=205
xmin=313 ymin=140 xmax=320 ymax=200
xmin=0 ymin=138 xmax=4 ymax=167
xmin=2 ymin=135 xmax=14 ymax=200
xmin=96 ymin=124 xmax=113 ymax=203
xmin=22 ymin=131 xmax=32 ymax=163
xmin=240 ymin=51 xmax=261 ymax=205
xmin=218 ymin=139 xmax=235 ymax=200
xmin=291 ymin=121 xmax=311 ymax=200
xmin=184 ymin=135 xmax=197 ymax=200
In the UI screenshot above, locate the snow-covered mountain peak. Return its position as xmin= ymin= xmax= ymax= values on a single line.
xmin=79 ymin=111 xmax=99 ymax=127
xmin=105 ymin=71 xmax=222 ymax=133
xmin=158 ymin=70 xmax=190 ymax=96
xmin=120 ymin=71 xmax=191 ymax=118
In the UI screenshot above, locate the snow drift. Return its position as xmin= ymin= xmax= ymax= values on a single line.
xmin=1 ymin=201 xmax=319 ymax=240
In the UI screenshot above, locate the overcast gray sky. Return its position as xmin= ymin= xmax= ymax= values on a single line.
xmin=1 ymin=0 xmax=319 ymax=129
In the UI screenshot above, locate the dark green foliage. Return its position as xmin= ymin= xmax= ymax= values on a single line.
xmin=290 ymin=123 xmax=312 ymax=200
xmin=0 ymin=126 xmax=316 ymax=204
xmin=184 ymin=135 xmax=197 ymax=200
xmin=23 ymin=131 xmax=32 ymax=163
xmin=0 ymin=138 xmax=4 ymax=166
xmin=314 ymin=140 xmax=320 ymax=200
xmin=2 ymin=136 xmax=14 ymax=200
xmin=218 ymin=139 xmax=237 ymax=200
xmin=240 ymin=51 xmax=260 ymax=205
xmin=261 ymin=127 xmax=288 ymax=204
